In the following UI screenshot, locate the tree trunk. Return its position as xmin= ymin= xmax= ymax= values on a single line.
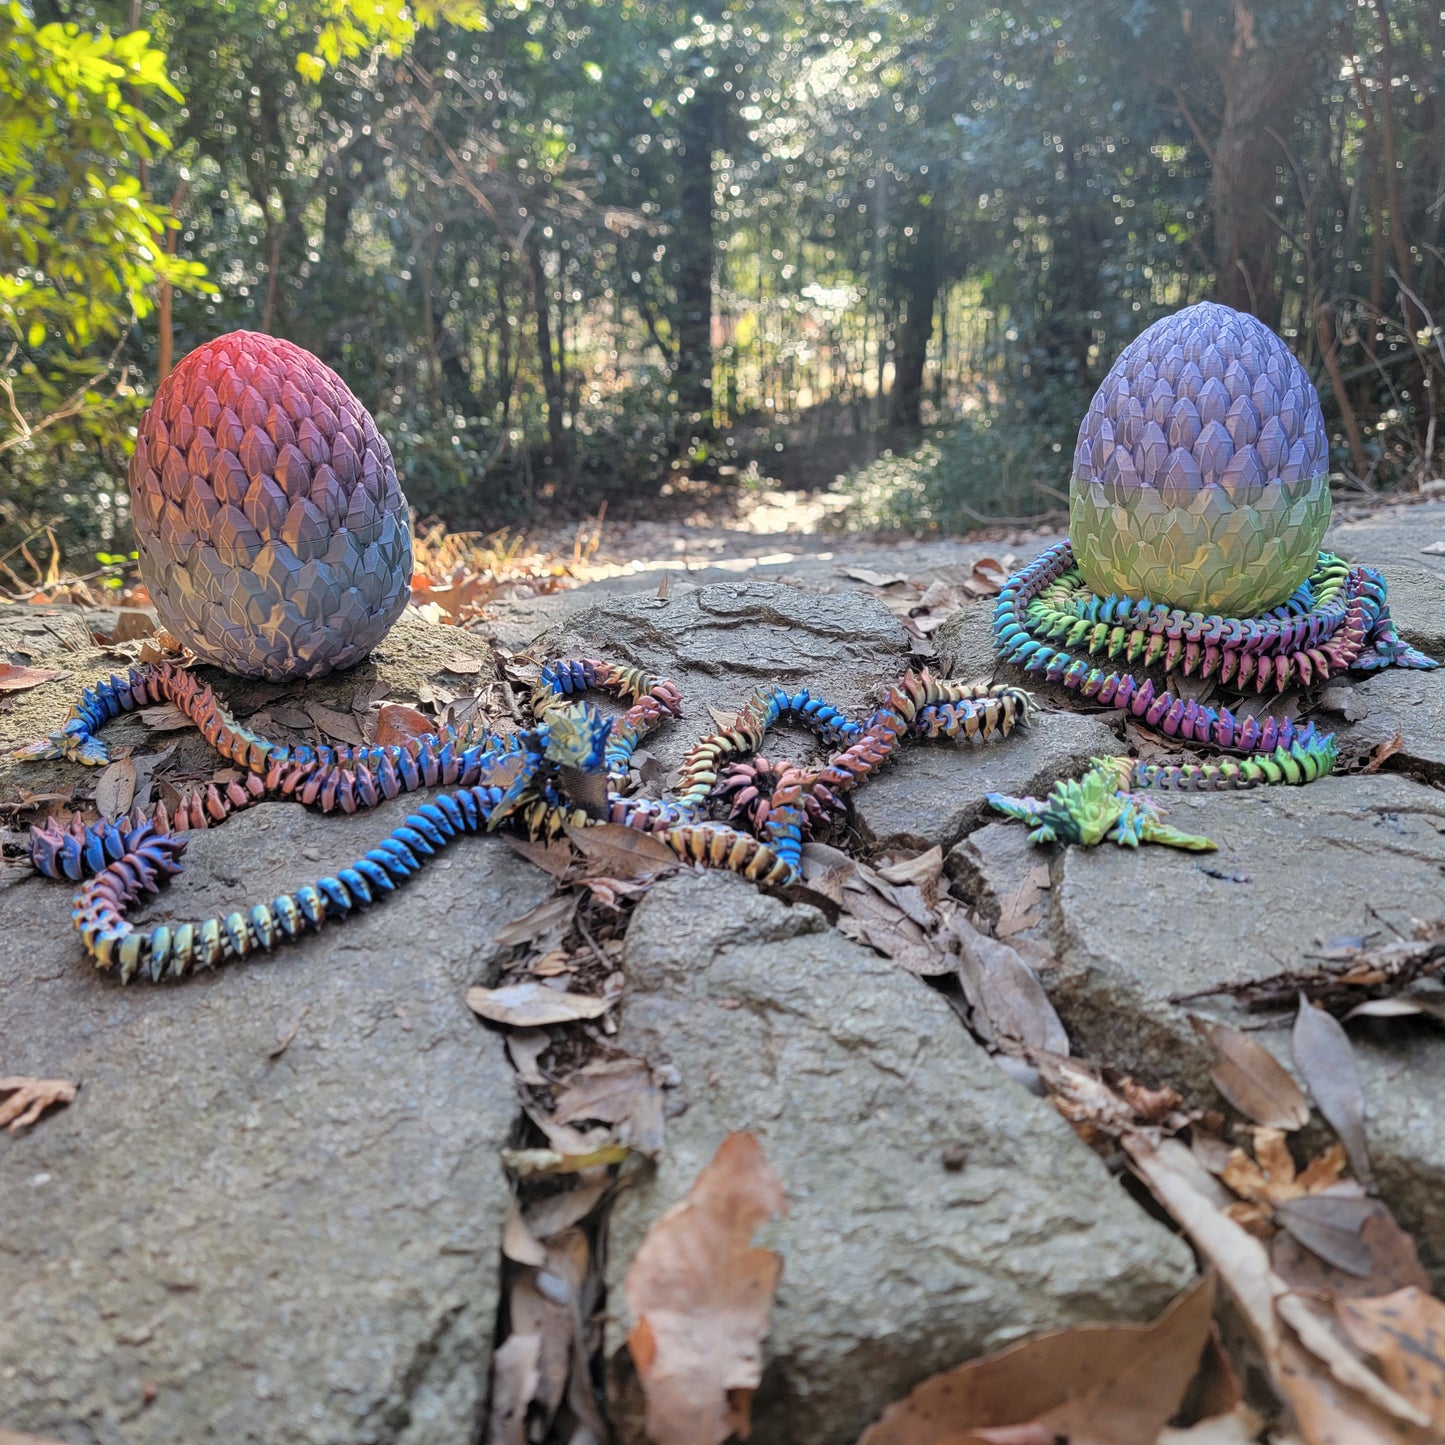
xmin=887 ymin=196 xmax=942 ymax=430
xmin=1187 ymin=0 xmax=1328 ymax=328
xmin=670 ymin=89 xmax=720 ymax=445
xmin=526 ymin=232 xmax=568 ymax=462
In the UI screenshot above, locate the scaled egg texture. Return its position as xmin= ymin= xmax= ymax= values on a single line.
xmin=129 ymin=331 xmax=413 ymax=680
xmin=1069 ymin=300 xmax=1331 ymax=615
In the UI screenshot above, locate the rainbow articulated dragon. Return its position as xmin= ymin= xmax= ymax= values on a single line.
xmin=15 ymin=659 xmax=1029 ymax=982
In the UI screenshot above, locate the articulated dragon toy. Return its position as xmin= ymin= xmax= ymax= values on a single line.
xmin=15 ymin=659 xmax=1030 ymax=982
xmin=983 ymin=300 xmax=1436 ymax=849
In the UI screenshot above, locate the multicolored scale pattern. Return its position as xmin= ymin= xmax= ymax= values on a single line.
xmin=18 ymin=661 xmax=1031 ymax=982
xmin=1070 ymin=301 xmax=1331 ymax=614
xmin=986 ymin=541 xmax=1436 ymax=849
xmin=129 ymin=332 xmax=412 ymax=681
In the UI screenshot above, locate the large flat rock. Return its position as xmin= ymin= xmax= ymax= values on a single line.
xmin=603 ymin=871 xmax=1195 ymax=1445
xmin=0 ymin=797 xmax=550 ymax=1443
xmin=976 ymin=774 xmax=1445 ymax=1285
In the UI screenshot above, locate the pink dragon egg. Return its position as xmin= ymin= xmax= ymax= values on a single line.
xmin=128 ymin=332 xmax=413 ymax=680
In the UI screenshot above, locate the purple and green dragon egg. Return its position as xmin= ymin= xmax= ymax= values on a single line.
xmin=128 ymin=331 xmax=413 ymax=681
xmin=1069 ymin=300 xmax=1331 ymax=615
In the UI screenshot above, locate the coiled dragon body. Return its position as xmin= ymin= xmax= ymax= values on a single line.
xmin=985 ymin=544 xmax=1436 ymax=847
xmin=15 ymin=657 xmax=1030 ymax=982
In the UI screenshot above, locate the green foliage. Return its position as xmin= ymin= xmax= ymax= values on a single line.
xmin=0 ymin=3 xmax=207 ymax=350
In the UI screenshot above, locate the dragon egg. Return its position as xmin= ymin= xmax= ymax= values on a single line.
xmin=1068 ymin=301 xmax=1331 ymax=615
xmin=128 ymin=331 xmax=412 ymax=680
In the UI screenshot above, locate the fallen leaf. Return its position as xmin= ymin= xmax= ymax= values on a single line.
xmin=375 ymin=702 xmax=435 ymax=746
xmin=442 ymin=650 xmax=485 ymax=675
xmin=1272 ymin=1197 xmax=1432 ymax=1298
xmin=840 ymin=566 xmax=908 ymax=587
xmin=103 ymin=607 xmax=159 ymax=644
xmin=494 ymin=894 xmax=579 ymax=949
xmin=994 ymin=863 xmax=1051 ymax=939
xmin=94 ymin=757 xmax=137 ymax=819
xmin=1275 ymin=1193 xmax=1379 ymax=1277
xmin=1192 ymin=1017 xmax=1310 ymax=1130
xmin=1345 ymin=994 xmax=1445 ymax=1024
xmin=552 ymin=1057 xmax=656 ymax=1127
xmin=503 ymin=1202 xmax=548 ymax=1267
xmin=1337 ymin=1287 xmax=1445 ymax=1431
xmin=0 ymin=1076 xmax=77 ymax=1135
xmin=304 ymin=700 xmax=365 ymax=746
xmin=875 ymin=846 xmax=944 ymax=888
xmin=1361 ymin=731 xmax=1404 ymax=774
xmin=1421 ymin=541 xmax=1445 ymax=555
xmin=1293 ymin=995 xmax=1374 ymax=1188
xmin=706 ymin=705 xmax=739 ymax=731
xmin=467 ymin=983 xmax=613 ymax=1028
xmin=486 ymin=1332 xmax=542 ymax=1445
xmin=656 ymin=570 xmax=671 ymax=600
xmin=0 ymin=663 xmax=67 ymax=693
xmin=858 ymin=1274 xmax=1215 ymax=1445
xmin=503 ymin=834 xmax=580 ymax=878
xmin=139 ymin=702 xmax=192 ymax=732
xmin=564 ymin=823 xmax=681 ymax=880
xmin=1124 ymin=1134 xmax=1429 ymax=1436
xmin=625 ymin=1132 xmax=786 ymax=1445
xmin=953 ymin=914 xmax=1069 ymax=1055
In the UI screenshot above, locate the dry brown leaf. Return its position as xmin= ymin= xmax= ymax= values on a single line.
xmin=1272 ymin=1197 xmax=1432 ymax=1300
xmin=304 ymin=700 xmax=366 ymax=746
xmin=858 ymin=1274 xmax=1215 ymax=1445
xmin=564 ymin=823 xmax=681 ymax=880
xmin=953 ymin=914 xmax=1068 ymax=1055
xmin=0 ymin=1430 xmax=83 ymax=1445
xmin=1337 ymin=1288 xmax=1445 ymax=1431
xmin=503 ymin=1202 xmax=548 ymax=1267
xmin=840 ymin=566 xmax=909 ymax=587
xmin=1293 ymin=996 xmax=1374 ymax=1188
xmin=1124 ymin=1134 xmax=1430 ymax=1438
xmin=0 ymin=1076 xmax=77 ymax=1135
xmin=625 ymin=1132 xmax=786 ymax=1445
xmin=503 ymin=834 xmax=579 ymax=878
xmin=494 ymin=894 xmax=579 ymax=949
xmin=442 ymin=650 xmax=485 ymax=675
xmin=994 ymin=863 xmax=1051 ymax=939
xmin=1193 ymin=1017 xmax=1310 ymax=1130
xmin=1360 ymin=731 xmax=1404 ymax=774
xmin=0 ymin=662 xmax=67 ymax=693
xmin=487 ymin=1331 xmax=542 ymax=1445
xmin=466 ymin=983 xmax=613 ymax=1027
xmin=375 ymin=702 xmax=435 ymax=746
xmin=104 ymin=607 xmax=159 ymax=644
xmin=874 ymin=846 xmax=944 ymax=888
xmin=138 ymin=702 xmax=191 ymax=731
xmin=1156 ymin=1404 xmax=1264 ymax=1443
xmin=94 ymin=756 xmax=137 ymax=819
xmin=552 ymin=1058 xmax=654 ymax=1127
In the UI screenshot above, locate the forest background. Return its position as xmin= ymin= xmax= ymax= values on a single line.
xmin=1 ymin=0 xmax=1442 ymax=577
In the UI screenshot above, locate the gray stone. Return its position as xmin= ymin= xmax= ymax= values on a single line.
xmin=604 ymin=871 xmax=1195 ymax=1445
xmin=0 ymin=796 xmax=551 ymax=1443
xmin=946 ymin=820 xmax=1051 ymax=931
xmin=0 ymin=607 xmax=497 ymax=816
xmin=1007 ymin=774 xmax=1445 ymax=1286
xmin=0 ymin=603 xmax=94 ymax=660
xmin=1321 ymin=667 xmax=1445 ymax=781
xmin=932 ymin=596 xmax=1000 ymax=686
xmin=851 ymin=708 xmax=1123 ymax=853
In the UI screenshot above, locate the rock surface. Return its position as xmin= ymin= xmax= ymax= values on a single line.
xmin=0 ymin=799 xmax=549 ymax=1442
xmin=958 ymin=775 xmax=1445 ymax=1285
xmin=603 ymin=871 xmax=1195 ymax=1444
xmin=0 ymin=605 xmax=498 ymax=808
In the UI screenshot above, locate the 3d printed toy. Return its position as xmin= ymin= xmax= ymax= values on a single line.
xmin=129 ymin=331 xmax=412 ymax=681
xmin=1069 ymin=300 xmax=1331 ymax=615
